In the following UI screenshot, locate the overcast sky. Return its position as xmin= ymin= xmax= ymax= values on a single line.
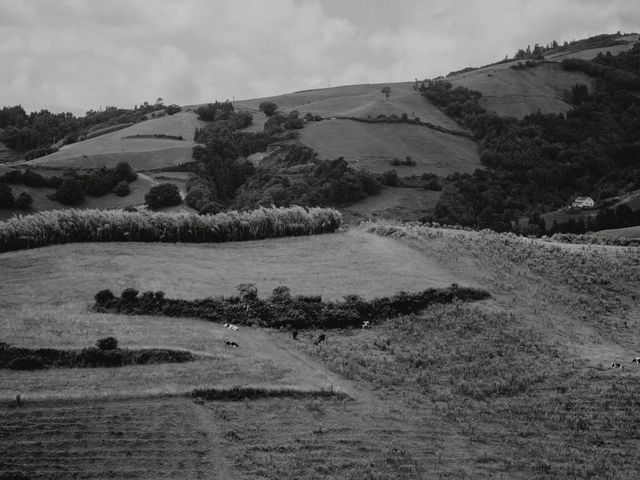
xmin=1 ymin=0 xmax=638 ymax=114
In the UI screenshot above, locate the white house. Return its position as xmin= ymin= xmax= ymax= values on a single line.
xmin=572 ymin=196 xmax=595 ymax=208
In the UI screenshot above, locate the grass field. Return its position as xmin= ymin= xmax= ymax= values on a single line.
xmin=3 ymin=221 xmax=640 ymax=477
xmin=233 ymin=82 xmax=461 ymax=130
xmin=21 ymin=112 xmax=203 ymax=170
xmin=299 ymin=119 xmax=480 ymax=175
xmin=342 ymin=186 xmax=442 ymax=223
xmin=448 ymin=61 xmax=593 ymax=118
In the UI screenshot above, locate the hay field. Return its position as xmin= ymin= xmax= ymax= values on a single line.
xmin=234 ymin=82 xmax=461 ymax=130
xmin=299 ymin=119 xmax=479 ymax=175
xmin=448 ymin=61 xmax=593 ymax=118
xmin=22 ymin=112 xmax=203 ymax=170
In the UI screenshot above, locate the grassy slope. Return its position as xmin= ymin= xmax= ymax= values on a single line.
xmin=448 ymin=60 xmax=594 ymax=118
xmin=0 ymin=228 xmax=462 ymax=399
xmin=0 ymin=174 xmax=156 ymax=221
xmin=21 ymin=111 xmax=204 ymax=170
xmin=3 ymin=223 xmax=640 ymax=477
xmin=341 ymin=186 xmax=442 ymax=223
xmin=446 ymin=34 xmax=639 ymax=119
xmin=299 ymin=119 xmax=479 ymax=175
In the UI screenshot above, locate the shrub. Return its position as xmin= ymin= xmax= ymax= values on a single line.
xmin=115 ymin=161 xmax=138 ymax=183
xmin=166 ymin=104 xmax=182 ymax=115
xmin=51 ymin=177 xmax=84 ymax=205
xmin=96 ymin=337 xmax=119 ymax=351
xmin=121 ymin=288 xmax=139 ymax=301
xmin=380 ymin=170 xmax=399 ymax=186
xmin=144 ymin=183 xmax=182 ymax=209
xmin=14 ymin=192 xmax=33 ymax=210
xmin=94 ymin=289 xmax=116 ymax=305
xmin=9 ymin=355 xmax=45 ymax=370
xmin=114 ymin=180 xmax=131 ymax=196
xmin=259 ymin=101 xmax=278 ymax=117
xmin=0 ymin=183 xmax=15 ymax=208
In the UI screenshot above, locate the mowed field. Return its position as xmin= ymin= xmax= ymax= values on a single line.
xmin=0 ymin=228 xmax=462 ymax=400
xmin=22 ymin=112 xmax=204 ymax=171
xmin=448 ymin=60 xmax=594 ymax=118
xmin=299 ymin=119 xmax=480 ymax=175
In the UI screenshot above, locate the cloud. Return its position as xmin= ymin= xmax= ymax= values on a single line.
xmin=0 ymin=0 xmax=638 ymax=113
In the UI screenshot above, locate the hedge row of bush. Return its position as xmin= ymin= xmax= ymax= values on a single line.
xmin=0 ymin=340 xmax=194 ymax=370
xmin=0 ymin=206 xmax=343 ymax=252
xmin=93 ymin=284 xmax=491 ymax=330
xmin=337 ymin=115 xmax=471 ymax=138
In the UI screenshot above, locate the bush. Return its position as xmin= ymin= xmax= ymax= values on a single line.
xmin=121 ymin=288 xmax=139 ymax=301
xmin=9 ymin=355 xmax=45 ymax=370
xmin=166 ymin=104 xmax=182 ymax=115
xmin=145 ymin=183 xmax=182 ymax=209
xmin=114 ymin=180 xmax=131 ymax=196
xmin=51 ymin=177 xmax=84 ymax=205
xmin=96 ymin=337 xmax=119 ymax=351
xmin=380 ymin=170 xmax=399 ymax=186
xmin=0 ymin=183 xmax=15 ymax=208
xmin=14 ymin=192 xmax=33 ymax=210
xmin=259 ymin=101 xmax=278 ymax=117
xmin=94 ymin=289 xmax=116 ymax=305
xmin=115 ymin=161 xmax=138 ymax=183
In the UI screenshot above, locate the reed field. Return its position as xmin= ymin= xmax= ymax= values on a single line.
xmin=0 ymin=205 xmax=342 ymax=252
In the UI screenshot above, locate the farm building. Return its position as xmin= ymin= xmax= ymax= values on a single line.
xmin=572 ymin=196 xmax=595 ymax=208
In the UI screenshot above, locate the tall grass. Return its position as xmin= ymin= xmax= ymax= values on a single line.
xmin=0 ymin=206 xmax=342 ymax=252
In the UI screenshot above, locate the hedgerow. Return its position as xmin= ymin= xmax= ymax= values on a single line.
xmin=93 ymin=284 xmax=490 ymax=329
xmin=0 ymin=340 xmax=194 ymax=370
xmin=0 ymin=206 xmax=342 ymax=253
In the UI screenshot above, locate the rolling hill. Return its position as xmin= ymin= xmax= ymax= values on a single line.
xmin=22 ymin=111 xmax=204 ymax=170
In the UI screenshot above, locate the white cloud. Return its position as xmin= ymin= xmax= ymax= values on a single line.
xmin=0 ymin=0 xmax=638 ymax=113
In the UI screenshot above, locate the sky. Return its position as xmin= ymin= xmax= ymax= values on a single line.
xmin=0 ymin=0 xmax=638 ymax=114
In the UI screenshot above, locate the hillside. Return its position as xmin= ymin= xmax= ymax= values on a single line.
xmin=22 ymin=111 xmax=204 ymax=170
xmin=3 ymin=221 xmax=640 ymax=478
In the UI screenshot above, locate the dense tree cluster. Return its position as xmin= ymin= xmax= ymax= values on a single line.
xmin=144 ymin=183 xmax=182 ymax=210
xmin=233 ymin=145 xmax=381 ymax=209
xmin=419 ymin=42 xmax=640 ymax=232
xmin=0 ymin=102 xmax=166 ymax=158
xmin=0 ymin=162 xmax=137 ymax=207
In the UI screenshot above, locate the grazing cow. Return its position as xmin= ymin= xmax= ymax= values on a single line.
xmin=632 ymin=357 xmax=640 ymax=364
xmin=612 ymin=362 xmax=624 ymax=370
xmin=362 ymin=321 xmax=370 ymax=329
xmin=292 ymin=330 xmax=299 ymax=340
xmin=315 ymin=334 xmax=326 ymax=345
xmin=225 ymin=340 xmax=239 ymax=348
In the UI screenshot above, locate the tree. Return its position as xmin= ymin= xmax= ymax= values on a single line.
xmin=114 ymin=161 xmax=137 ymax=182
xmin=144 ymin=183 xmax=182 ymax=209
xmin=52 ymin=177 xmax=84 ymax=205
xmin=0 ymin=183 xmax=15 ymax=208
xmin=114 ymin=181 xmax=131 ymax=196
xmin=15 ymin=192 xmax=33 ymax=210
xmin=259 ymin=101 xmax=278 ymax=117
xmin=381 ymin=86 xmax=392 ymax=100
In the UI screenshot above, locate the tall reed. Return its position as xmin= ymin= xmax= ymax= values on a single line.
xmin=0 ymin=206 xmax=342 ymax=252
